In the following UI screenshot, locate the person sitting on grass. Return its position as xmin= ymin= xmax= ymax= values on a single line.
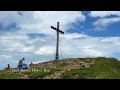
xmin=4 ymin=64 xmax=10 ymax=70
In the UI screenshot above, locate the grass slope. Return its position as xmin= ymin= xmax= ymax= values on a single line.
xmin=61 ymin=57 xmax=120 ymax=79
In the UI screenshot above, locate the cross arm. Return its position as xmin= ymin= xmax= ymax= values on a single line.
xmin=51 ymin=26 xmax=64 ymax=34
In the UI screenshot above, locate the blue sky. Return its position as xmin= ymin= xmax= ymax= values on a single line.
xmin=1 ymin=11 xmax=120 ymax=70
xmin=67 ymin=13 xmax=120 ymax=37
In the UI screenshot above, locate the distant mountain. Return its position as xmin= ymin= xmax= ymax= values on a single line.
xmin=0 ymin=57 xmax=120 ymax=79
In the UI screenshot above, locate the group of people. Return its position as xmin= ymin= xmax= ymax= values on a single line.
xmin=5 ymin=58 xmax=33 ymax=70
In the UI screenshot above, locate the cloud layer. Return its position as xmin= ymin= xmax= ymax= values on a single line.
xmin=0 ymin=11 xmax=120 ymax=70
xmin=0 ymin=11 xmax=86 ymax=69
xmin=90 ymin=11 xmax=120 ymax=31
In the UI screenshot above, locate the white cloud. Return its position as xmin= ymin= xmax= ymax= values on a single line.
xmin=83 ymin=48 xmax=104 ymax=57
xmin=89 ymin=11 xmax=120 ymax=31
xmin=61 ymin=33 xmax=87 ymax=39
xmin=0 ymin=11 xmax=85 ymax=55
xmin=20 ymin=11 xmax=85 ymax=35
xmin=90 ymin=11 xmax=120 ymax=18
xmin=1 ymin=31 xmax=120 ymax=69
xmin=93 ymin=17 xmax=120 ymax=26
xmin=0 ymin=55 xmax=12 ymax=59
xmin=0 ymin=11 xmax=34 ymax=26
xmin=34 ymin=46 xmax=55 ymax=55
xmin=59 ymin=33 xmax=120 ymax=58
xmin=32 ymin=60 xmax=46 ymax=64
xmin=93 ymin=17 xmax=120 ymax=31
xmin=22 ymin=46 xmax=35 ymax=53
xmin=100 ymin=37 xmax=120 ymax=45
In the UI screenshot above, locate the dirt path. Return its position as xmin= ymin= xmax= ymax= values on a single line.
xmin=44 ymin=70 xmax=65 ymax=79
xmin=43 ymin=65 xmax=81 ymax=79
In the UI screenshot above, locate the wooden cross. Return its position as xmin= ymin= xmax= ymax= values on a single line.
xmin=51 ymin=22 xmax=64 ymax=60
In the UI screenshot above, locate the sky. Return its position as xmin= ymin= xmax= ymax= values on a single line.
xmin=1 ymin=11 xmax=120 ymax=70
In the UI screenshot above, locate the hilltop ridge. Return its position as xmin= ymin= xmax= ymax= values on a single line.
xmin=0 ymin=57 xmax=120 ymax=79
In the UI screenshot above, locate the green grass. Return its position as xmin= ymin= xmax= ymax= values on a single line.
xmin=1 ymin=57 xmax=120 ymax=79
xmin=0 ymin=70 xmax=20 ymax=79
xmin=29 ymin=68 xmax=62 ymax=79
xmin=29 ymin=71 xmax=51 ymax=79
xmin=0 ymin=68 xmax=62 ymax=79
xmin=60 ymin=57 xmax=120 ymax=79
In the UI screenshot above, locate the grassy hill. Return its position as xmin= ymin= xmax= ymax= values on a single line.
xmin=0 ymin=57 xmax=120 ymax=79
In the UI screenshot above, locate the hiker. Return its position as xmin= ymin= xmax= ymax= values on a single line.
xmin=30 ymin=62 xmax=33 ymax=65
xmin=17 ymin=58 xmax=25 ymax=70
xmin=29 ymin=62 xmax=33 ymax=67
xmin=7 ymin=64 xmax=10 ymax=69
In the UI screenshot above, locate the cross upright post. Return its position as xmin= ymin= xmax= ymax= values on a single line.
xmin=56 ymin=22 xmax=59 ymax=60
xmin=51 ymin=22 xmax=64 ymax=60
